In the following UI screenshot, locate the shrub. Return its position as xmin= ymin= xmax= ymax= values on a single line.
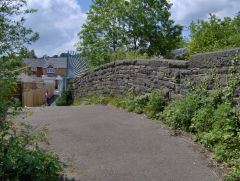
xmin=144 ymin=92 xmax=166 ymax=118
xmin=109 ymin=97 xmax=123 ymax=107
xmin=121 ymin=94 xmax=136 ymax=112
xmin=160 ymin=56 xmax=240 ymax=180
xmin=158 ymin=93 xmax=201 ymax=132
xmin=56 ymin=87 xmax=73 ymax=106
xmin=0 ymin=121 xmax=62 ymax=180
xmin=187 ymin=12 xmax=240 ymax=57
xmin=132 ymin=94 xmax=149 ymax=114
xmin=190 ymin=104 xmax=215 ymax=133
xmin=71 ymin=62 xmax=240 ymax=179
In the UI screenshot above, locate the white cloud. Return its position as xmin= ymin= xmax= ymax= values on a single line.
xmin=25 ymin=0 xmax=87 ymax=57
xmin=25 ymin=0 xmax=240 ymax=55
xmin=169 ymin=0 xmax=240 ymax=26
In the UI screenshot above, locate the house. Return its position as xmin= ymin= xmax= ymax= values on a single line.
xmin=22 ymin=57 xmax=67 ymax=90
xmin=22 ymin=57 xmax=67 ymax=77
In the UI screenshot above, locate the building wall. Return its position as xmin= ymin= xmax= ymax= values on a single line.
xmin=27 ymin=67 xmax=43 ymax=77
xmin=36 ymin=67 xmax=43 ymax=77
xmin=69 ymin=48 xmax=240 ymax=101
xmin=43 ymin=68 xmax=66 ymax=76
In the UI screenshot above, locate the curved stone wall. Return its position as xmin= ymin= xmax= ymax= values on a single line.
xmin=70 ymin=48 xmax=240 ymax=100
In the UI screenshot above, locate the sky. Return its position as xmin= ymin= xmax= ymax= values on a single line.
xmin=25 ymin=0 xmax=240 ymax=57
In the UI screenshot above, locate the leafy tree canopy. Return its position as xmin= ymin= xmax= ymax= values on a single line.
xmin=188 ymin=12 xmax=240 ymax=56
xmin=77 ymin=0 xmax=183 ymax=67
xmin=0 ymin=0 xmax=39 ymax=119
xmin=0 ymin=0 xmax=39 ymax=56
xmin=0 ymin=2 xmax=63 ymax=180
xmin=60 ymin=52 xmax=68 ymax=57
xmin=19 ymin=47 xmax=37 ymax=58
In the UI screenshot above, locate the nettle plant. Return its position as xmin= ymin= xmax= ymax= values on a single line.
xmin=159 ymin=54 xmax=240 ymax=180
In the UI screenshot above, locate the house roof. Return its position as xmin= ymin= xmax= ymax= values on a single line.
xmin=23 ymin=58 xmax=45 ymax=67
xmin=43 ymin=58 xmax=67 ymax=68
xmin=23 ymin=58 xmax=67 ymax=68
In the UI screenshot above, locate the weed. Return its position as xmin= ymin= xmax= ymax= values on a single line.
xmin=160 ymin=55 xmax=240 ymax=180
xmin=0 ymin=121 xmax=62 ymax=180
xmin=70 ymin=55 xmax=240 ymax=180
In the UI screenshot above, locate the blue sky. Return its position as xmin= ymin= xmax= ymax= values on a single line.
xmin=25 ymin=0 xmax=240 ymax=57
xmin=78 ymin=0 xmax=92 ymax=13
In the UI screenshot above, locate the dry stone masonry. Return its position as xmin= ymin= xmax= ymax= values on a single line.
xmin=70 ymin=48 xmax=240 ymax=101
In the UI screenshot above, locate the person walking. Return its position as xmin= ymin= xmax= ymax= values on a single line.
xmin=45 ymin=90 xmax=50 ymax=106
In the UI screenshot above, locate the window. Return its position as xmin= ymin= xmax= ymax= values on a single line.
xmin=31 ymin=67 xmax=36 ymax=71
xmin=47 ymin=68 xmax=55 ymax=73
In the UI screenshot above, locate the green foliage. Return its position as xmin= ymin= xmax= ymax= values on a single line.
xmin=73 ymin=91 xmax=166 ymax=119
xmin=72 ymin=56 xmax=240 ymax=180
xmin=0 ymin=121 xmax=62 ymax=180
xmin=77 ymin=0 xmax=183 ymax=67
xmin=0 ymin=0 xmax=39 ymax=55
xmin=188 ymin=12 xmax=240 ymax=56
xmin=73 ymin=94 xmax=114 ymax=105
xmin=158 ymin=94 xmax=200 ymax=132
xmin=160 ymin=56 xmax=240 ymax=180
xmin=108 ymin=48 xmax=154 ymax=62
xmin=109 ymin=97 xmax=124 ymax=108
xmin=56 ymin=88 xmax=73 ymax=106
xmin=0 ymin=55 xmax=22 ymax=120
xmin=143 ymin=92 xmax=166 ymax=118
xmin=0 ymin=1 xmax=62 ymax=180
xmin=0 ymin=0 xmax=39 ymax=120
xmin=19 ymin=47 xmax=37 ymax=59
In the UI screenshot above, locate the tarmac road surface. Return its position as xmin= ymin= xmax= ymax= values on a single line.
xmin=15 ymin=105 xmax=220 ymax=181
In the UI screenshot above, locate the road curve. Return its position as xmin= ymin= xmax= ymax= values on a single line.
xmin=16 ymin=105 xmax=220 ymax=181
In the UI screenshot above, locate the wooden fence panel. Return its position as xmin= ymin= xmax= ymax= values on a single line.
xmin=20 ymin=82 xmax=54 ymax=107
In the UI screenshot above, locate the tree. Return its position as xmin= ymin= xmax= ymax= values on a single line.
xmin=0 ymin=0 xmax=39 ymax=120
xmin=77 ymin=0 xmax=183 ymax=67
xmin=126 ymin=0 xmax=182 ymax=56
xmin=77 ymin=0 xmax=127 ymax=66
xmin=0 ymin=3 xmax=63 ymax=180
xmin=0 ymin=0 xmax=39 ymax=55
xmin=60 ymin=52 xmax=68 ymax=57
xmin=52 ymin=55 xmax=58 ymax=58
xmin=19 ymin=47 xmax=37 ymax=58
xmin=188 ymin=12 xmax=240 ymax=56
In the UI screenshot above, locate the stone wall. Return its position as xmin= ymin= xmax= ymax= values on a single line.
xmin=70 ymin=48 xmax=240 ymax=100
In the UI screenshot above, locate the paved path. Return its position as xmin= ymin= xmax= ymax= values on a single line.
xmin=16 ymin=105 xmax=220 ymax=181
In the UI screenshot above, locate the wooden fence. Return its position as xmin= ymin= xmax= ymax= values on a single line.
xmin=17 ymin=82 xmax=54 ymax=107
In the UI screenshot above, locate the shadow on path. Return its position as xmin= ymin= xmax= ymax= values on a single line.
xmin=48 ymin=95 xmax=59 ymax=106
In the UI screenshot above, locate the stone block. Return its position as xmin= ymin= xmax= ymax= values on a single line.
xmin=135 ymin=59 xmax=150 ymax=66
xmin=189 ymin=48 xmax=240 ymax=68
xmin=169 ymin=93 xmax=182 ymax=100
xmin=180 ymin=70 xmax=192 ymax=76
xmin=168 ymin=60 xmax=189 ymax=68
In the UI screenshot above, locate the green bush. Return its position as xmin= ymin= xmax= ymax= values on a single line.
xmin=143 ymin=92 xmax=165 ymax=118
xmin=190 ymin=104 xmax=215 ymax=133
xmin=74 ymin=91 xmax=166 ymax=119
xmin=160 ymin=56 xmax=240 ymax=180
xmin=158 ymin=93 xmax=200 ymax=132
xmin=72 ymin=61 xmax=240 ymax=179
xmin=187 ymin=12 xmax=240 ymax=57
xmin=0 ymin=121 xmax=62 ymax=180
xmin=109 ymin=97 xmax=123 ymax=107
xmin=56 ymin=87 xmax=73 ymax=106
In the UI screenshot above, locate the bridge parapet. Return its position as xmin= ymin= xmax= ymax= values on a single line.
xmin=70 ymin=48 xmax=240 ymax=101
